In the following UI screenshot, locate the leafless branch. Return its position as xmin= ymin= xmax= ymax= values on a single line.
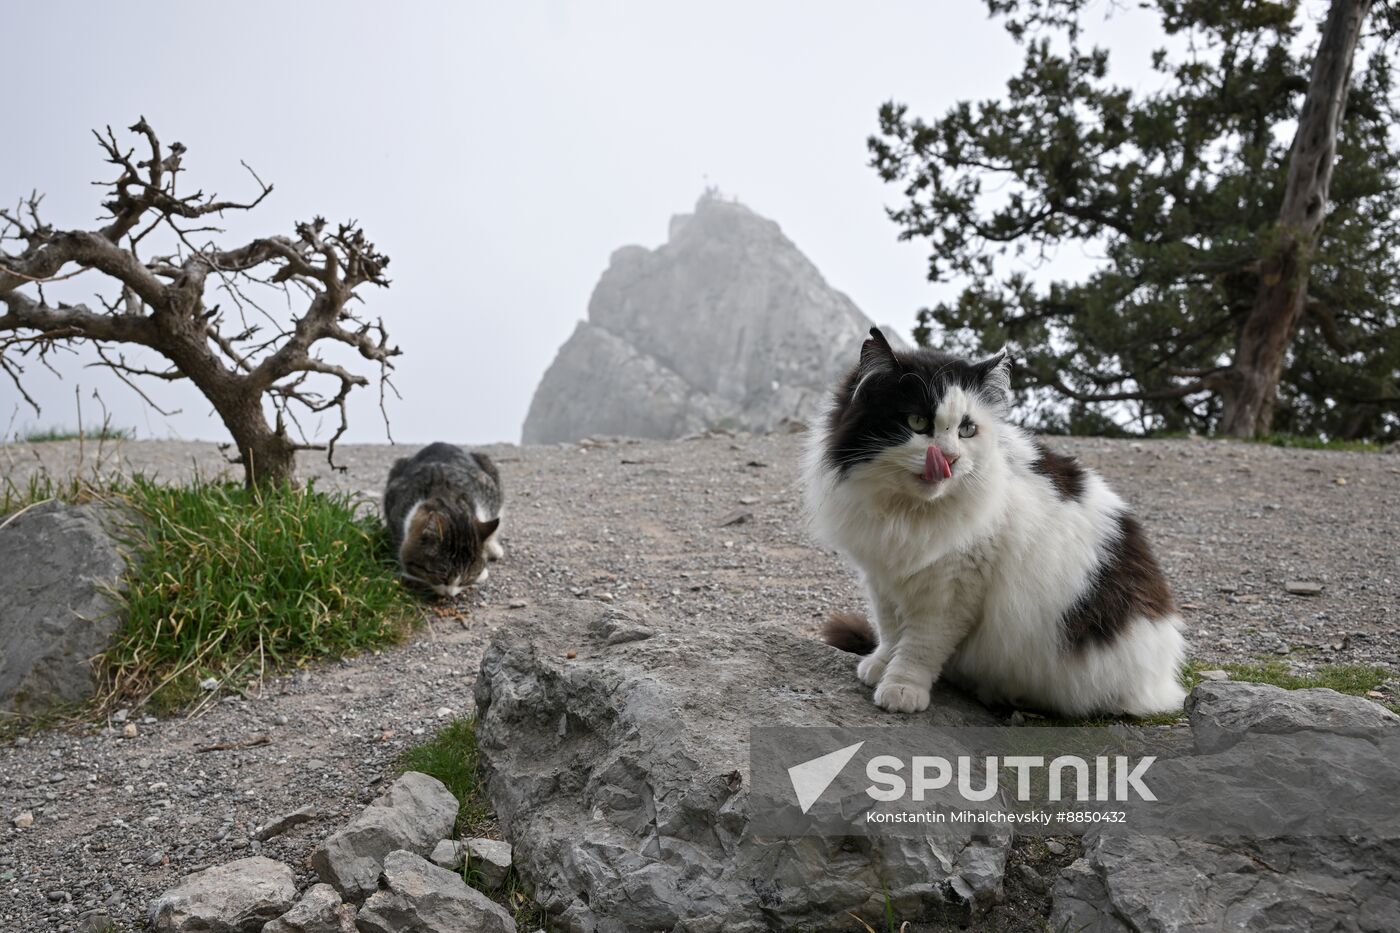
xmin=0 ymin=120 xmax=398 ymax=486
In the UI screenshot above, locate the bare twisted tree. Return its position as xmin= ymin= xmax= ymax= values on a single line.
xmin=0 ymin=118 xmax=399 ymax=486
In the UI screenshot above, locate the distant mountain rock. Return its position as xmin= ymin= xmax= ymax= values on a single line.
xmin=522 ymin=195 xmax=882 ymax=443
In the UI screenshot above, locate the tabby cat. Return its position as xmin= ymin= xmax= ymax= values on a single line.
xmin=383 ymin=442 xmax=504 ymax=597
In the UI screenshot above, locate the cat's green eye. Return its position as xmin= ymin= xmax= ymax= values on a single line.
xmin=958 ymin=418 xmax=978 ymax=439
xmin=906 ymin=413 xmax=930 ymax=433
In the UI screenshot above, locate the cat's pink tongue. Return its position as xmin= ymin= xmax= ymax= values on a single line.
xmin=924 ymin=445 xmax=952 ymax=483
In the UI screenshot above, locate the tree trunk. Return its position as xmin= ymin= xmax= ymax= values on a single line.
xmin=221 ymin=402 xmax=298 ymax=489
xmin=200 ymin=374 xmax=298 ymax=488
xmin=1220 ymin=0 xmax=1371 ymax=437
xmin=160 ymin=325 xmax=299 ymax=488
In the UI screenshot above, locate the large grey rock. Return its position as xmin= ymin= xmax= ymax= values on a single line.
xmin=149 ymin=856 xmax=297 ymax=932
xmin=1187 ymin=680 xmax=1399 ymax=753
xmin=0 ymin=500 xmax=135 ymax=714
xmin=522 ymin=194 xmax=882 ymax=443
xmin=474 ymin=602 xmax=1007 ymax=933
xmin=1051 ymin=682 xmax=1400 ymax=932
xmin=525 ymin=321 xmax=732 ymax=442
xmin=260 ymin=883 xmax=355 ymax=933
xmin=354 ymin=850 xmax=514 ymax=933
xmin=1052 ymin=834 xmax=1400 ymax=933
xmin=310 ymin=771 xmax=457 ymax=902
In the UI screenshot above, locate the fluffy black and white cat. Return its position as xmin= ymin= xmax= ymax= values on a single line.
xmin=803 ymin=328 xmax=1185 ymax=717
xmin=384 ymin=442 xmax=503 ymax=598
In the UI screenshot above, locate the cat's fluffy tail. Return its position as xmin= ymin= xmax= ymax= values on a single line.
xmin=822 ymin=611 xmax=876 ymax=655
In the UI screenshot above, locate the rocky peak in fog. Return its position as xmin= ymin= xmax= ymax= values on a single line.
xmin=522 ymin=194 xmax=879 ymax=443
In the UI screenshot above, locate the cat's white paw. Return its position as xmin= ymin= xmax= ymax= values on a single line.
xmin=486 ymin=537 xmax=505 ymax=561
xmin=856 ymin=652 xmax=888 ymax=686
xmin=873 ymin=682 xmax=931 ymax=714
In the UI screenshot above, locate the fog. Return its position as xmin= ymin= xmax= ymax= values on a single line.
xmin=2 ymin=1 xmax=1171 ymax=446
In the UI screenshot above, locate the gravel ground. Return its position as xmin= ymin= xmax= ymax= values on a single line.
xmin=1 ymin=433 xmax=1397 ymax=931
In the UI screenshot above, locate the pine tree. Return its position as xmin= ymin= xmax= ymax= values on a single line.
xmin=872 ymin=0 xmax=1398 ymax=440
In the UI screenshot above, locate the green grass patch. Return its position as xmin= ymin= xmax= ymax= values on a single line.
xmin=2 ymin=472 xmax=110 ymax=512
xmin=100 ymin=477 xmax=417 ymax=711
xmin=1208 ymin=659 xmax=1393 ymax=699
xmin=2 ymin=472 xmax=419 ymax=714
xmin=13 ymin=425 xmax=134 ymax=443
xmin=1137 ymin=658 xmax=1396 ymax=719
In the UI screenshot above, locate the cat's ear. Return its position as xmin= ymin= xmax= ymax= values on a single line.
xmin=859 ymin=327 xmax=899 ymax=372
xmin=479 ymin=517 xmax=500 ymax=538
xmin=971 ymin=348 xmax=1012 ymax=408
xmin=412 ymin=505 xmax=446 ymax=540
xmin=854 ymin=328 xmax=900 ymax=400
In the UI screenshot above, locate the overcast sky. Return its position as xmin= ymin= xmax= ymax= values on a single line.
xmin=2 ymin=1 xmax=1171 ymax=445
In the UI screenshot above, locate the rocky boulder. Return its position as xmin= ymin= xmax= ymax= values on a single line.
xmin=474 ymin=602 xmax=1007 ymax=932
xmin=1186 ymin=680 xmax=1400 ymax=753
xmin=525 ymin=322 xmax=730 ymax=442
xmin=355 ymin=850 xmax=515 ymax=933
xmin=0 ymin=500 xmax=135 ymax=714
xmin=522 ymin=194 xmax=881 ymax=443
xmin=477 ymin=607 xmax=1400 ymax=932
xmin=1051 ymin=681 xmax=1400 ymax=932
xmin=148 ymin=856 xmax=296 ymax=932
xmin=310 ymin=771 xmax=458 ymax=902
xmin=1053 ymin=834 xmax=1400 ymax=933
